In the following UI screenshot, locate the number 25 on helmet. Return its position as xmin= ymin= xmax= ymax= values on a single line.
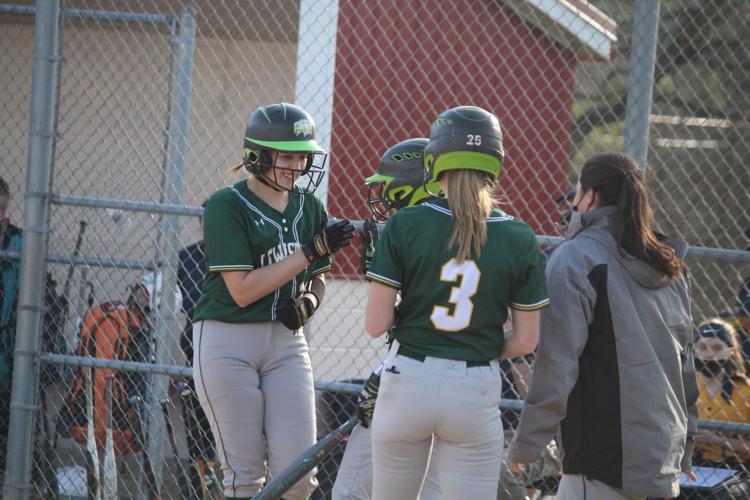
xmin=424 ymin=105 xmax=505 ymax=188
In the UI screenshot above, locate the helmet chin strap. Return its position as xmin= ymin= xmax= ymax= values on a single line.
xmin=423 ymin=171 xmax=442 ymax=198
xmin=244 ymin=159 xmax=286 ymax=193
xmin=255 ymin=172 xmax=285 ymax=192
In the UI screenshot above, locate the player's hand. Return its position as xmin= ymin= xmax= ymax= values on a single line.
xmin=303 ymin=219 xmax=355 ymax=263
xmin=360 ymin=219 xmax=379 ymax=274
xmin=274 ymin=292 xmax=318 ymax=331
xmin=357 ymin=370 xmax=381 ymax=428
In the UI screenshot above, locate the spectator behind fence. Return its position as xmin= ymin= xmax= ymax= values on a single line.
xmin=741 ymin=225 xmax=750 ymax=298
xmin=0 ymin=175 xmax=22 ymax=470
xmin=509 ymin=152 xmax=698 ymax=499
xmin=688 ymin=318 xmax=750 ymax=499
xmin=554 ymin=189 xmax=575 ymax=236
xmin=0 ymin=176 xmax=21 ymax=364
xmin=178 ymin=199 xmax=208 ymax=362
xmin=541 ymin=189 xmax=575 ymax=270
xmin=729 ymin=225 xmax=750 ymax=374
xmin=177 ymin=199 xmax=217 ymax=494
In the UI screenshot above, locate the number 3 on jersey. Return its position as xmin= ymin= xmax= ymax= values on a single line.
xmin=430 ymin=258 xmax=481 ymax=332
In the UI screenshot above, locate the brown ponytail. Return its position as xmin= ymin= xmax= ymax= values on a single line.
xmin=580 ymin=152 xmax=683 ymax=279
xmin=226 ymin=161 xmax=246 ymax=178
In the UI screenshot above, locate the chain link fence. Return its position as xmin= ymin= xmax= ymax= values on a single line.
xmin=1 ymin=0 xmax=748 ymax=498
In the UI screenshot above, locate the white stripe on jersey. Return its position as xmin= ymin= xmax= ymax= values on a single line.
xmin=422 ymin=202 xmax=514 ymax=222
xmin=511 ymin=297 xmax=550 ymax=310
xmin=290 ymin=193 xmax=305 ymax=297
xmin=365 ymin=271 xmax=402 ymax=288
xmin=208 ymin=264 xmax=255 ymax=271
xmin=423 ymin=202 xmax=452 ymax=216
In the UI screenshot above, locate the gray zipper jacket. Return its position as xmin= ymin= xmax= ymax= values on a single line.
xmin=508 ymin=206 xmax=698 ymax=498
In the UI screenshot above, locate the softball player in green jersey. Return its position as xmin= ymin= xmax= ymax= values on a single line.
xmin=365 ymin=106 xmax=549 ymax=500
xmin=333 ymin=138 xmax=445 ymax=500
xmin=192 ymin=103 xmax=354 ymax=499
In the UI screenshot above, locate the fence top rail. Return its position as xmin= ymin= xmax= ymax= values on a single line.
xmin=51 ymin=194 xmax=203 ymax=217
xmin=0 ymin=249 xmax=158 ymax=270
xmin=2 ymin=239 xmax=749 ymax=267
xmin=36 ymin=195 xmax=750 ymax=264
xmin=40 ymin=352 xmax=191 ymax=377
xmin=36 ymin=354 xmax=750 ymax=433
xmin=0 ymin=4 xmax=176 ymax=25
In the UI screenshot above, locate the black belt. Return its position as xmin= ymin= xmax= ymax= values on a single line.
xmin=397 ymin=345 xmax=491 ymax=368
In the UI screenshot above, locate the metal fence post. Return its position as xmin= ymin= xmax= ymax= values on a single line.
xmin=623 ymin=0 xmax=661 ymax=171
xmin=145 ymin=4 xmax=197 ymax=487
xmin=3 ymin=0 xmax=60 ymax=498
xmin=295 ymin=0 xmax=339 ymax=207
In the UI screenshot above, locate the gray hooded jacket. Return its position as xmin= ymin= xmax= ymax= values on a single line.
xmin=509 ymin=206 xmax=698 ymax=498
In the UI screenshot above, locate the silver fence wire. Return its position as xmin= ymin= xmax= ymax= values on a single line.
xmin=0 ymin=0 xmax=748 ymax=498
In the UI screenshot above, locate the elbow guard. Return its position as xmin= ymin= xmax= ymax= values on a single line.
xmin=303 ymin=275 xmax=326 ymax=313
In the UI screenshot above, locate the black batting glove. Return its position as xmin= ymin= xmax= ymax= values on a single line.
xmin=357 ymin=369 xmax=381 ymax=428
xmin=274 ymin=292 xmax=318 ymax=331
xmin=302 ymin=219 xmax=355 ymax=263
xmin=360 ymin=219 xmax=379 ymax=274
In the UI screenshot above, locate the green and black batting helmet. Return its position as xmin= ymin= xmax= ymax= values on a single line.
xmin=243 ymin=102 xmax=327 ymax=192
xmin=424 ymin=106 xmax=505 ymax=186
xmin=365 ymin=138 xmax=443 ymax=222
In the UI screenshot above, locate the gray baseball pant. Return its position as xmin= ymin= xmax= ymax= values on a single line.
xmin=371 ymin=354 xmax=503 ymax=500
xmin=333 ymin=423 xmax=442 ymax=500
xmin=192 ymin=319 xmax=318 ymax=499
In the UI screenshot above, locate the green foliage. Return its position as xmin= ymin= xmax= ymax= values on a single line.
xmin=670 ymin=63 xmax=730 ymax=110
xmin=603 ymin=74 xmax=628 ymax=103
xmin=571 ymin=0 xmax=748 ymax=172
xmin=569 ymin=121 xmax=624 ymax=176
xmin=656 ymin=73 xmax=675 ymax=96
xmin=572 ymin=102 xmax=591 ymax=121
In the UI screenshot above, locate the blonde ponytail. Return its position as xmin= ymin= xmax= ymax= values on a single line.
xmin=444 ymin=170 xmax=497 ymax=262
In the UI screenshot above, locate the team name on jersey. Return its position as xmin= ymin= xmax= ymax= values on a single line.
xmin=259 ymin=241 xmax=300 ymax=268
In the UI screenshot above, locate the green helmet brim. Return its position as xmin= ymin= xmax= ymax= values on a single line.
xmin=429 ymin=151 xmax=501 ymax=182
xmin=246 ymin=137 xmax=325 ymax=154
xmin=420 ymin=181 xmax=443 ymax=198
xmin=365 ymin=173 xmax=391 ymax=185
xmin=411 ymin=183 xmax=442 ymax=204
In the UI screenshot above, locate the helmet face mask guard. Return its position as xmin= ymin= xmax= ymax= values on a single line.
xmin=245 ymin=148 xmax=327 ymax=193
xmin=242 ymin=103 xmax=327 ymax=193
xmin=423 ymin=106 xmax=505 ymax=191
xmin=366 ymin=181 xmax=391 ymax=223
xmin=365 ymin=138 xmax=442 ymax=222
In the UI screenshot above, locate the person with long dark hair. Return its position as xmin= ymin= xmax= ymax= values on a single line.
xmin=509 ymin=152 xmax=698 ymax=499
